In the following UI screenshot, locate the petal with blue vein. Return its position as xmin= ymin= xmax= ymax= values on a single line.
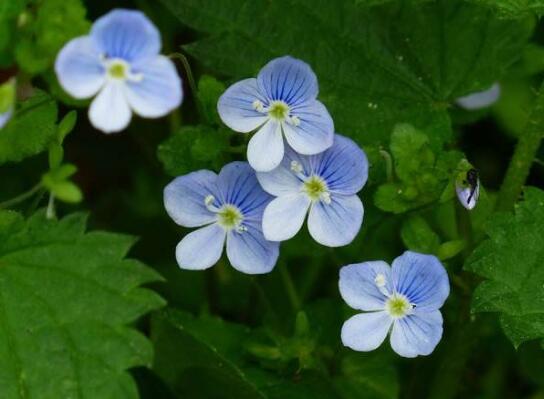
xmin=226 ymin=225 xmax=279 ymax=274
xmin=176 ymin=224 xmax=226 ymax=270
xmin=247 ymin=120 xmax=284 ymax=172
xmin=339 ymin=262 xmax=392 ymax=312
xmin=390 ymin=311 xmax=443 ymax=357
xmin=262 ymin=194 xmax=311 ymax=242
xmin=341 ymin=312 xmax=392 ymax=352
xmin=88 ymin=82 xmax=132 ymax=133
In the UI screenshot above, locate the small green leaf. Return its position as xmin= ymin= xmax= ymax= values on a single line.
xmin=198 ymin=75 xmax=226 ymax=124
xmin=0 ymin=78 xmax=15 ymax=114
xmin=437 ymin=240 xmax=466 ymax=260
xmin=57 ymin=110 xmax=77 ymax=142
xmin=401 ymin=216 xmax=441 ymax=254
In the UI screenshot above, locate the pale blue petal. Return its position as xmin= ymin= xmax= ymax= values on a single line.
xmin=341 ymin=312 xmax=392 ymax=352
xmin=257 ymin=56 xmax=318 ymax=106
xmin=390 ymin=311 xmax=443 ymax=358
xmin=248 ymin=120 xmax=284 ymax=172
xmin=125 ymin=55 xmax=183 ymax=118
xmin=315 ymin=134 xmax=368 ymax=195
xmin=55 ymin=36 xmax=105 ymax=99
xmin=456 ymin=184 xmax=479 ymax=210
xmin=283 ymin=100 xmax=334 ymax=155
xmin=164 ymin=170 xmax=218 ymax=227
xmin=176 ymin=224 xmax=226 ymax=270
xmin=308 ymin=194 xmax=363 ymax=247
xmin=91 ymin=9 xmax=160 ymax=61
xmin=226 ymin=225 xmax=279 ymax=274
xmin=339 ymin=262 xmax=392 ymax=312
xmin=0 ymin=108 xmax=13 ymax=130
xmin=217 ymin=78 xmax=269 ymax=133
xmin=456 ymin=83 xmax=500 ymax=110
xmin=391 ymin=251 xmax=450 ymax=312
xmin=255 ymin=148 xmax=305 ymax=196
xmin=88 ymin=82 xmax=132 ymax=133
xmin=262 ymin=194 xmax=311 ymax=242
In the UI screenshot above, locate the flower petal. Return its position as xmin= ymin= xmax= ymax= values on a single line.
xmin=391 ymin=251 xmax=450 ymax=312
xmin=262 ymin=194 xmax=310 ymax=242
xmin=341 ymin=312 xmax=392 ymax=352
xmin=256 ymin=149 xmax=305 ymax=197
xmin=164 ymin=170 xmax=219 ymax=228
xmin=283 ymin=100 xmax=334 ymax=155
xmin=456 ymin=83 xmax=500 ymax=110
xmin=55 ymin=36 xmax=105 ymax=99
xmin=315 ymin=134 xmax=368 ymax=195
xmin=339 ymin=262 xmax=392 ymax=312
xmin=125 ymin=55 xmax=182 ymax=118
xmin=248 ymin=120 xmax=284 ymax=172
xmin=176 ymin=224 xmax=226 ymax=270
xmin=88 ymin=82 xmax=132 ymax=133
xmin=390 ymin=311 xmax=443 ymax=358
xmin=226 ymin=225 xmax=279 ymax=274
xmin=90 ymin=9 xmax=160 ymax=61
xmin=456 ymin=184 xmax=479 ymax=210
xmin=0 ymin=108 xmax=13 ymax=130
xmin=308 ymin=194 xmax=363 ymax=247
xmin=257 ymin=56 xmax=318 ymax=106
xmin=217 ymin=78 xmax=269 ymax=133
xmin=216 ymin=162 xmax=272 ymax=218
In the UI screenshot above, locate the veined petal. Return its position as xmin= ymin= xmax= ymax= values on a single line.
xmin=88 ymin=82 xmax=132 ymax=133
xmin=391 ymin=251 xmax=450 ymax=312
xmin=456 ymin=83 xmax=500 ymax=110
xmin=55 ymin=36 xmax=105 ymax=99
xmin=176 ymin=224 xmax=226 ymax=270
xmin=262 ymin=194 xmax=310 ymax=242
xmin=283 ymin=100 xmax=334 ymax=155
xmin=315 ymin=134 xmax=368 ymax=195
xmin=257 ymin=56 xmax=318 ymax=106
xmin=308 ymin=194 xmax=363 ymax=247
xmin=216 ymin=162 xmax=272 ymax=218
xmin=91 ymin=9 xmax=160 ymax=61
xmin=217 ymin=78 xmax=269 ymax=133
xmin=390 ymin=311 xmax=443 ymax=358
xmin=226 ymin=225 xmax=279 ymax=274
xmin=247 ymin=120 xmax=284 ymax=172
xmin=256 ymin=148 xmax=305 ymax=197
xmin=125 ymin=55 xmax=183 ymax=118
xmin=339 ymin=262 xmax=392 ymax=312
xmin=341 ymin=312 xmax=392 ymax=352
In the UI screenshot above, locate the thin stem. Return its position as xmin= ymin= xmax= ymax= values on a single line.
xmin=279 ymin=262 xmax=301 ymax=312
xmin=46 ymin=193 xmax=56 ymax=220
xmin=496 ymin=80 xmax=544 ymax=212
xmin=0 ymin=183 xmax=42 ymax=209
xmin=379 ymin=148 xmax=394 ymax=182
xmin=169 ymin=52 xmax=206 ymax=121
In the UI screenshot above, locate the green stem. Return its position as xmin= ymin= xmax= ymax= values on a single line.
xmin=227 ymin=144 xmax=246 ymax=154
xmin=0 ymin=183 xmax=42 ymax=209
xmin=496 ymin=80 xmax=544 ymax=212
xmin=379 ymin=148 xmax=394 ymax=182
xmin=279 ymin=262 xmax=301 ymax=312
xmin=46 ymin=193 xmax=56 ymax=220
xmin=169 ymin=52 xmax=206 ymax=121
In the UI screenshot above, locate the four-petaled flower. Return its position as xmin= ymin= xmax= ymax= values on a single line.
xmin=55 ymin=9 xmax=183 ymax=133
xmin=339 ymin=251 xmax=450 ymax=358
xmin=218 ymin=56 xmax=334 ymax=172
xmin=257 ymin=134 xmax=368 ymax=247
xmin=164 ymin=162 xmax=279 ymax=274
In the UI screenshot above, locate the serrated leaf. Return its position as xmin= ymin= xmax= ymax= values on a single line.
xmin=465 ymin=187 xmax=544 ymax=348
xmin=161 ymin=0 xmax=531 ymax=146
xmin=0 ymin=91 xmax=58 ymax=165
xmin=0 ymin=211 xmax=165 ymax=398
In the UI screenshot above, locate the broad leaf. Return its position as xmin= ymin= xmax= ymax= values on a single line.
xmin=465 ymin=187 xmax=544 ymax=348
xmin=161 ymin=0 xmax=532 ymax=146
xmin=0 ymin=211 xmax=165 ymax=398
xmin=469 ymin=0 xmax=544 ymax=17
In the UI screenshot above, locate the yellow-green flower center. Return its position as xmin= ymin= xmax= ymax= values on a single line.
xmin=108 ymin=61 xmax=128 ymax=79
xmin=385 ymin=294 xmax=412 ymax=318
xmin=268 ymin=100 xmax=289 ymax=120
xmin=217 ymin=205 xmax=243 ymax=229
xmin=304 ymin=176 xmax=329 ymax=201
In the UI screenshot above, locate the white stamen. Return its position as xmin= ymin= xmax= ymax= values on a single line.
xmin=290 ymin=160 xmax=303 ymax=173
xmin=290 ymin=115 xmax=300 ymax=126
xmin=321 ymin=192 xmax=332 ymax=204
xmin=374 ymin=273 xmax=386 ymax=287
xmin=204 ymin=194 xmax=220 ymax=212
xmin=252 ymin=99 xmax=264 ymax=112
xmin=236 ymin=225 xmax=248 ymax=233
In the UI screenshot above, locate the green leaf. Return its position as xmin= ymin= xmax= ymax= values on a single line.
xmin=198 ymin=75 xmax=226 ymax=124
xmin=15 ymin=0 xmax=90 ymax=75
xmin=0 ymin=91 xmax=58 ymax=165
xmin=465 ymin=187 xmax=544 ymax=348
xmin=161 ymin=0 xmax=532 ymax=146
xmin=0 ymin=211 xmax=165 ymax=398
xmin=437 ymin=239 xmax=465 ymax=260
xmin=0 ymin=0 xmax=27 ymax=66
xmin=401 ymin=216 xmax=441 ymax=254
xmin=158 ymin=125 xmax=229 ymax=176
xmin=468 ymin=0 xmax=544 ymax=18
xmin=57 ymin=110 xmax=78 ymax=142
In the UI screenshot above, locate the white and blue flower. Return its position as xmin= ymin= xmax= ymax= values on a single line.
xmin=339 ymin=251 xmax=450 ymax=358
xmin=164 ymin=162 xmax=279 ymax=274
xmin=55 ymin=9 xmax=183 ymax=133
xmin=456 ymin=83 xmax=500 ymax=110
xmin=257 ymin=134 xmax=367 ymax=247
xmin=218 ymin=56 xmax=334 ymax=172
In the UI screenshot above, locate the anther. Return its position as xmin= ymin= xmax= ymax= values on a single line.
xmin=252 ymin=99 xmax=264 ymax=112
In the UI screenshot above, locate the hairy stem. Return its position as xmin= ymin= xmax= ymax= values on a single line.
xmin=496 ymin=80 xmax=544 ymax=211
xmin=0 ymin=183 xmax=42 ymax=209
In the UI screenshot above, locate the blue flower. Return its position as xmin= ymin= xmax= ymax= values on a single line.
xmin=55 ymin=9 xmax=183 ymax=133
xmin=456 ymin=169 xmax=480 ymax=210
xmin=217 ymin=56 xmax=334 ymax=172
xmin=164 ymin=162 xmax=279 ymax=274
xmin=257 ymin=134 xmax=368 ymax=247
xmin=339 ymin=251 xmax=450 ymax=358
xmin=456 ymin=83 xmax=500 ymax=110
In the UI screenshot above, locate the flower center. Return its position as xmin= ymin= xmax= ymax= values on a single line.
xmin=107 ymin=60 xmax=128 ymax=80
xmin=385 ymin=294 xmax=413 ymax=318
xmin=217 ymin=204 xmax=243 ymax=230
xmin=268 ymin=100 xmax=289 ymax=120
xmin=252 ymin=99 xmax=300 ymax=126
xmin=303 ymin=175 xmax=331 ymax=204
